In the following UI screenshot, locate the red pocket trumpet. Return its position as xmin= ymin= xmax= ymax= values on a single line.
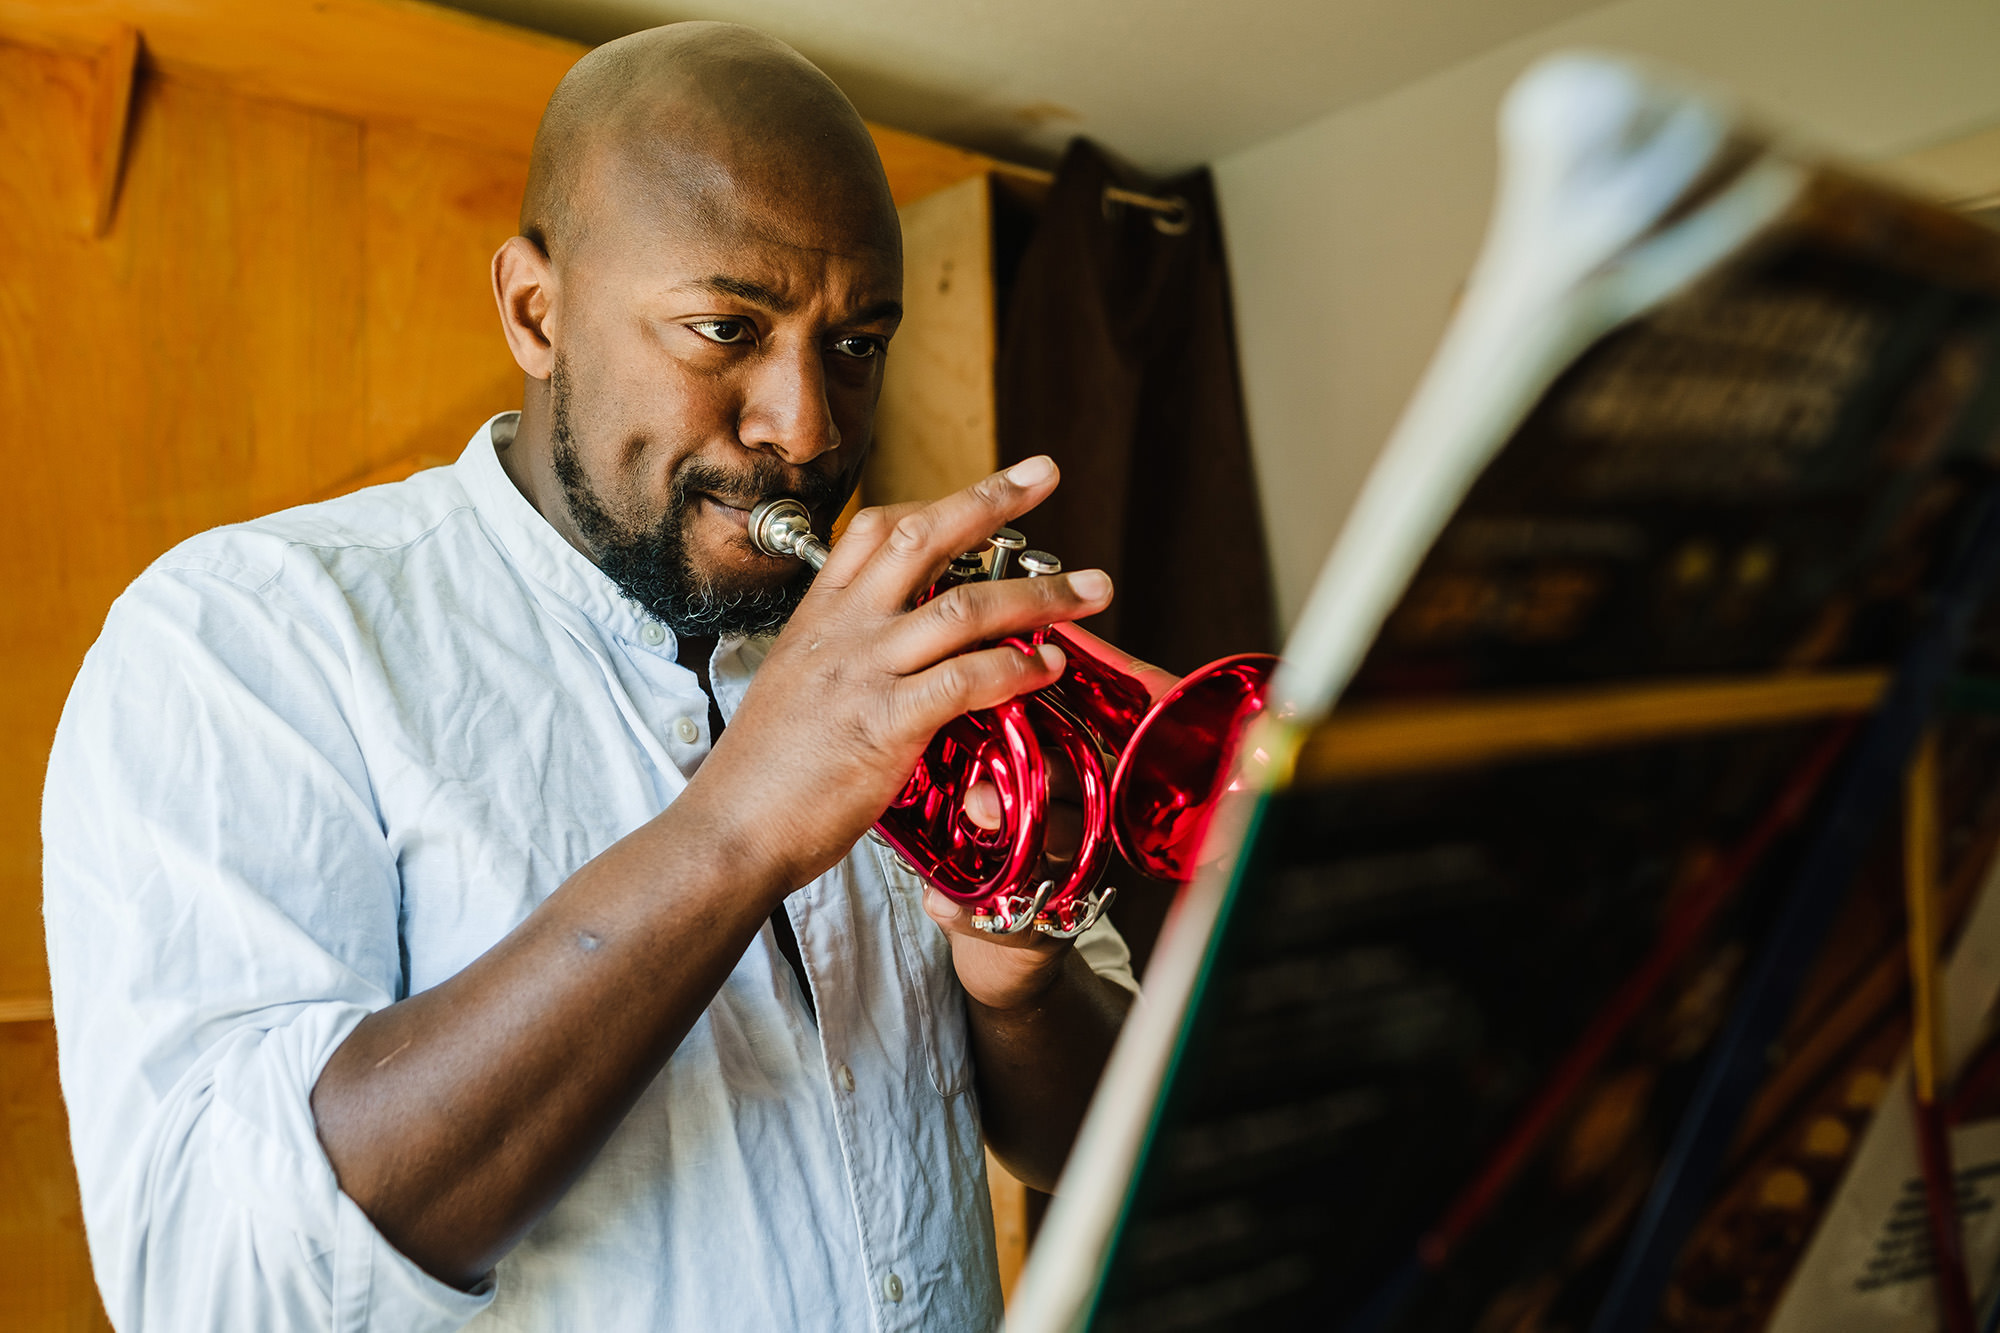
xmin=750 ymin=499 xmax=1277 ymax=939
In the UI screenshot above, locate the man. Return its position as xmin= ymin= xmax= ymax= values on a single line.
xmin=43 ymin=22 xmax=1136 ymax=1331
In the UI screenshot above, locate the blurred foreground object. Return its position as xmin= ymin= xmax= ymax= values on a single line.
xmin=1007 ymin=52 xmax=2000 ymax=1333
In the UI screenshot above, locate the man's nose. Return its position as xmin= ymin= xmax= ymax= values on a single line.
xmin=738 ymin=343 xmax=840 ymax=465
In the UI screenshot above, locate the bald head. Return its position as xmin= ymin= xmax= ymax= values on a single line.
xmin=492 ymin=23 xmax=903 ymax=637
xmin=522 ymin=22 xmax=897 ymax=265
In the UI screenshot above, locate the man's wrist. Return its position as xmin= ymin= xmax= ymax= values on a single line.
xmin=957 ymin=940 xmax=1090 ymax=1019
xmin=643 ymin=781 xmax=800 ymax=913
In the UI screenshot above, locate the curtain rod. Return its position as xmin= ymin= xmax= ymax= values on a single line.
xmin=991 ymin=163 xmax=1192 ymax=235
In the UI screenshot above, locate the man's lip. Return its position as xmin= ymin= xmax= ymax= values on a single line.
xmin=697 ymin=493 xmax=757 ymax=529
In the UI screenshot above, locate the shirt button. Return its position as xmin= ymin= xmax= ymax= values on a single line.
xmin=836 ymin=1064 xmax=855 ymax=1092
xmin=674 ymin=716 xmax=701 ymax=744
xmin=883 ymin=1272 xmax=903 ymax=1303
xmin=640 ymin=622 xmax=666 ymax=647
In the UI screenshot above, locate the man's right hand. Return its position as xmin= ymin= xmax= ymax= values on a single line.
xmin=682 ymin=453 xmax=1113 ymax=897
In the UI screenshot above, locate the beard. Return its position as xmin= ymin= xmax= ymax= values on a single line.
xmin=548 ymin=355 xmax=844 ymax=637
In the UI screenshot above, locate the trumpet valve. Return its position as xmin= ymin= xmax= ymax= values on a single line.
xmin=988 ymin=527 xmax=1027 ymax=580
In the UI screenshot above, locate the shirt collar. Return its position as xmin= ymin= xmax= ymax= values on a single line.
xmin=456 ymin=412 xmax=654 ymax=644
xmin=454 ymin=412 xmax=773 ymax=697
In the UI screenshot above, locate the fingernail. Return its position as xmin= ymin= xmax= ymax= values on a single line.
xmin=1006 ymin=455 xmax=1055 ymax=486
xmin=1038 ymin=642 xmax=1066 ymax=673
xmin=927 ymin=887 xmax=963 ymax=919
xmin=1070 ymin=569 xmax=1111 ymax=600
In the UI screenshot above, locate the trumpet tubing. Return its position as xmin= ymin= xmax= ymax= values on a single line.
xmin=748 ymin=498 xmax=1276 ymax=939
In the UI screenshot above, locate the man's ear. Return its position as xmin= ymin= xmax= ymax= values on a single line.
xmin=492 ymin=235 xmax=558 ymax=380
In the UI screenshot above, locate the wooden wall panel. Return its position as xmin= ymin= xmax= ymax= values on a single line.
xmin=0 ymin=40 xmax=96 ymax=1016
xmin=0 ymin=1024 xmax=108 ymax=1332
xmin=867 ymin=172 xmax=998 ymax=507
xmin=872 ymin=126 xmax=995 ymax=209
xmin=987 ymin=1147 xmax=1031 ymax=1303
xmin=0 ymin=46 xmax=369 ymax=1004
xmin=0 ymin=3 xmax=1032 ymax=1325
xmin=0 ymin=0 xmax=579 ymax=159
xmin=125 ymin=77 xmax=367 ymax=517
xmin=0 ymin=0 xmax=998 ymax=204
xmin=361 ymin=124 xmax=526 ymax=481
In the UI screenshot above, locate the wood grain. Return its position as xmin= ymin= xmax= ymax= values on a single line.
xmin=868 ymin=173 xmax=997 ymax=507
xmin=0 ymin=1024 xmax=109 ymax=1331
xmin=0 ymin=0 xmax=998 ymax=200
xmin=362 ymin=121 xmax=527 ymax=472
xmin=84 ymin=22 xmax=136 ymax=235
xmin=0 ymin=0 xmax=579 ymax=157
xmin=1 ymin=41 xmax=388 ymax=994
xmin=0 ymin=999 xmax=54 ymax=1024
xmin=987 ymin=1149 xmax=1030 ymax=1301
xmin=1 ymin=5 xmax=1024 ymax=1324
xmin=872 ymin=123 xmax=996 ymax=209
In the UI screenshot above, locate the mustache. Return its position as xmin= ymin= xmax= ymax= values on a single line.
xmin=674 ymin=456 xmax=848 ymax=521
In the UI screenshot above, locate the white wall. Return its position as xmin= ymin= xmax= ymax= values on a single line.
xmin=1215 ymin=0 xmax=2000 ymax=631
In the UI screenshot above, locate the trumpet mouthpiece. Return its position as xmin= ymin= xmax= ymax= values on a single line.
xmin=747 ymin=498 xmax=830 ymax=571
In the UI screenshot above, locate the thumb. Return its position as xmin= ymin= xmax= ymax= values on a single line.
xmin=923 ymin=885 xmax=966 ymax=927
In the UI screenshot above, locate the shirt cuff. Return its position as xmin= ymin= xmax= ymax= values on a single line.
xmin=333 ymin=1187 xmax=495 ymax=1333
xmin=1075 ymin=914 xmax=1141 ymax=995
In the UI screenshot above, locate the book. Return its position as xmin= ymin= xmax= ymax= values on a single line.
xmin=1668 ymin=750 xmax=2000 ymax=1333
xmin=1603 ymin=712 xmax=2000 ymax=1333
xmin=1005 ymin=52 xmax=2000 ymax=1333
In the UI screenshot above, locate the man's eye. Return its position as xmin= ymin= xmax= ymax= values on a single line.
xmin=829 ymin=336 xmax=882 ymax=360
xmin=691 ymin=319 xmax=754 ymax=345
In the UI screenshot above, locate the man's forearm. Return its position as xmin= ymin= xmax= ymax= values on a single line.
xmin=966 ymin=949 xmax=1132 ymax=1193
xmin=310 ymin=792 xmax=787 ymax=1288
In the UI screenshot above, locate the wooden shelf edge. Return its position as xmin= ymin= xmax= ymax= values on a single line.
xmin=0 ymin=0 xmax=1005 ymax=202
xmin=0 ymin=995 xmax=55 ymax=1024
xmin=1296 ymin=670 xmax=1889 ymax=783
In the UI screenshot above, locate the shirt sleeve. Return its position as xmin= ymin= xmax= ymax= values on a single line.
xmin=42 ymin=549 xmax=494 ymax=1333
xmin=1075 ymin=913 xmax=1141 ymax=995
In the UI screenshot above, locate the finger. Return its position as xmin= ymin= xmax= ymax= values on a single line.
xmin=962 ymin=781 xmax=1004 ymax=832
xmin=923 ymin=885 xmax=966 ymax=926
xmin=923 ymin=885 xmax=1060 ymax=955
xmin=888 ymin=640 xmax=1066 ymax=739
xmin=875 ymin=568 xmax=1112 ymax=675
xmin=801 ymin=498 xmax=930 ymax=584
xmin=846 ymin=457 xmax=1059 ymax=610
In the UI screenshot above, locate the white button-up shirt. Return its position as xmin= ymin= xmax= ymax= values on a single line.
xmin=43 ymin=414 xmax=1136 ymax=1333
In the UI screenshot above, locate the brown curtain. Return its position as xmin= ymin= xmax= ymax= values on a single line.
xmin=994 ymin=140 xmax=1278 ymax=986
xmin=995 ymin=139 xmax=1276 ymax=676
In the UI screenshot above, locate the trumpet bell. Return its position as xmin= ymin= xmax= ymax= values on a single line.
xmin=1112 ymin=653 xmax=1279 ymax=882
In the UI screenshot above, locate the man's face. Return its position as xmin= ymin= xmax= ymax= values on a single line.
xmin=547 ymin=153 xmax=902 ymax=636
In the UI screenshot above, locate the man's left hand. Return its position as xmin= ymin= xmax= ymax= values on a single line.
xmin=921 ymin=887 xmax=1072 ymax=1011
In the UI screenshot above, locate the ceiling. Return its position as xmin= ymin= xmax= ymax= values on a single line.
xmin=436 ymin=0 xmax=1619 ymax=176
